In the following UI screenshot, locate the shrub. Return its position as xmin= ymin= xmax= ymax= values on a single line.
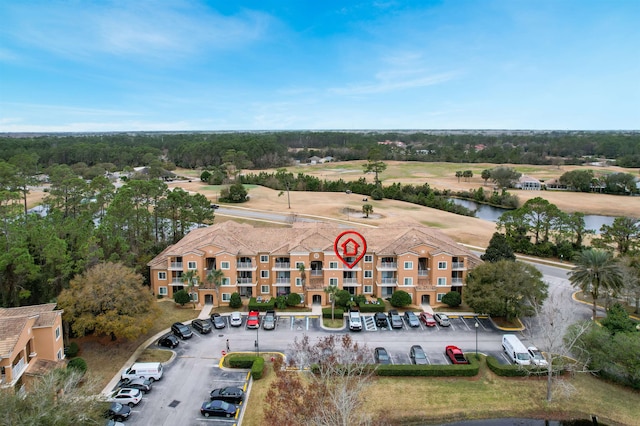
xmin=390 ymin=290 xmax=412 ymax=307
xmin=173 ymin=289 xmax=190 ymax=306
xmin=67 ymin=357 xmax=87 ymax=374
xmin=334 ymin=290 xmax=352 ymax=308
xmin=251 ymin=357 xmax=265 ymax=380
xmin=442 ymin=291 xmax=462 ymax=308
xmin=229 ymin=292 xmax=242 ymax=309
xmin=65 ymin=342 xmax=80 ymax=358
xmin=286 ymin=292 xmax=301 ymax=306
xmin=322 ymin=307 xmax=344 ymax=319
xmin=227 ymin=354 xmax=259 ymax=368
xmin=248 ymin=297 xmax=276 ymax=311
xmin=375 ymin=356 xmax=479 ymax=377
xmin=358 ymin=299 xmax=386 ymax=313
xmin=486 ymin=356 xmax=550 ymax=377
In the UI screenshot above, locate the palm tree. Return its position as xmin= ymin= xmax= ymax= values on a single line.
xmin=569 ymin=249 xmax=623 ymax=320
xmin=362 ymin=204 xmax=373 ymax=218
xmin=324 ymin=285 xmax=338 ymax=321
xmin=206 ymin=269 xmax=225 ymax=307
xmin=182 ymin=270 xmax=199 ymax=308
xmin=297 ymin=263 xmax=306 ymax=307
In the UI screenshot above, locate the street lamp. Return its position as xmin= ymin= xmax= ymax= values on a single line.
xmin=255 ymin=323 xmax=260 ymax=356
xmin=475 ymin=320 xmax=479 ymax=358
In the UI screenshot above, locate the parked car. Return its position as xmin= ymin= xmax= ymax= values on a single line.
xmin=200 ymin=400 xmax=237 ymax=418
xmin=374 ymin=347 xmax=391 ymax=364
xmin=230 ymin=311 xmax=243 ymax=327
xmin=374 ymin=312 xmax=388 ymax=328
xmin=247 ymin=311 xmax=260 ymax=329
xmin=158 ymin=334 xmax=179 ymax=348
xmin=209 ymin=386 xmax=245 ymax=404
xmin=419 ymin=311 xmax=437 ymax=327
xmin=434 ymin=313 xmax=451 ymax=327
xmin=120 ymin=377 xmax=152 ymax=393
xmin=527 ymin=346 xmax=549 ymax=367
xmin=210 ymin=313 xmax=226 ymax=329
xmin=409 ymin=345 xmax=428 ymax=365
xmin=262 ymin=310 xmax=276 ymax=330
xmin=388 ymin=309 xmax=403 ymax=329
xmin=348 ymin=310 xmax=362 ymax=331
xmin=106 ymin=420 xmax=125 ymax=426
xmin=110 ymin=388 xmax=142 ymax=407
xmin=445 ymin=345 xmax=469 ymax=364
xmin=404 ymin=311 xmax=420 ymax=327
xmin=105 ymin=402 xmax=131 ymax=422
xmin=171 ymin=322 xmax=193 ymax=339
xmin=192 ymin=318 xmax=212 ymax=334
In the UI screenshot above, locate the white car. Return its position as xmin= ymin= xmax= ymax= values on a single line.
xmin=527 ymin=346 xmax=549 ymax=367
xmin=229 ymin=311 xmax=243 ymax=327
xmin=110 ymin=388 xmax=143 ymax=407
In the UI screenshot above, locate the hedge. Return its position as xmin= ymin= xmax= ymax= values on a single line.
xmin=225 ymin=354 xmax=265 ymax=380
xmin=358 ymin=299 xmax=385 ymax=313
xmin=486 ymin=356 xmax=553 ymax=377
xmin=322 ymin=307 xmax=344 ymax=319
xmin=65 ymin=342 xmax=80 ymax=358
xmin=251 ymin=357 xmax=265 ymax=380
xmin=375 ymin=356 xmax=479 ymax=377
xmin=248 ymin=297 xmax=276 ymax=311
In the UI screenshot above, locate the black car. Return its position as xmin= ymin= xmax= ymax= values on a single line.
xmin=158 ymin=334 xmax=179 ymax=348
xmin=121 ymin=377 xmax=152 ymax=393
xmin=210 ymin=313 xmax=226 ymax=329
xmin=200 ymin=400 xmax=237 ymax=418
xmin=374 ymin=347 xmax=391 ymax=364
xmin=105 ymin=402 xmax=131 ymax=421
xmin=171 ymin=322 xmax=193 ymax=339
xmin=192 ymin=319 xmax=212 ymax=334
xmin=374 ymin=312 xmax=388 ymax=328
xmin=209 ymin=386 xmax=245 ymax=404
xmin=409 ymin=345 xmax=428 ymax=365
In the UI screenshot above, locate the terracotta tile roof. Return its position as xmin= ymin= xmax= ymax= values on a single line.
xmin=0 ymin=304 xmax=61 ymax=358
xmin=0 ymin=317 xmax=30 ymax=358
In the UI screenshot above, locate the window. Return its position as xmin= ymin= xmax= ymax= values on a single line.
xmin=404 ymin=261 xmax=413 ymax=270
xmin=438 ymin=261 xmax=447 ymax=270
xmin=158 ymin=286 xmax=168 ymax=296
xmin=260 ymin=255 xmax=269 ymax=263
xmin=57 ymin=349 xmax=64 ymax=360
xmin=364 ymin=285 xmax=373 ymax=293
xmin=329 ymin=261 xmax=338 ymax=269
xmin=222 ymin=277 xmax=231 ymax=286
xmin=437 ymin=293 xmax=445 ymax=302
xmin=261 ymin=285 xmax=270 ymax=294
xmin=187 ymin=261 xmax=197 ymax=270
xmin=222 ymin=293 xmax=231 ymax=302
xmin=329 ymin=278 xmax=338 ymax=286
xmin=220 ymin=261 xmax=230 ymax=270
xmin=364 ymin=255 xmax=373 ymax=262
xmin=261 ymin=270 xmax=269 ymax=279
xmin=295 ymin=262 xmax=304 ymax=269
xmin=190 ymin=292 xmax=199 ymax=302
xmin=158 ymin=272 xmax=167 ymax=280
xmin=55 ymin=326 xmax=61 ymax=340
xmin=403 ymin=277 xmax=413 ymax=286
xmin=295 ymin=277 xmax=302 ymax=287
xmin=364 ymin=270 xmax=373 ymax=278
xmin=437 ymin=277 xmax=447 ymax=286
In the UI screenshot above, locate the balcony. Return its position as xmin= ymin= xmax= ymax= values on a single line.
xmin=310 ymin=270 xmax=323 ymax=277
xmin=273 ymin=262 xmax=290 ymax=270
xmin=236 ymin=278 xmax=254 ymax=285
xmin=452 ymin=262 xmax=465 ymax=270
xmin=418 ymin=269 xmax=429 ymax=276
xmin=10 ymin=358 xmax=28 ymax=385
xmin=451 ymin=278 xmax=464 ymax=286
xmin=170 ymin=279 xmax=184 ymax=285
xmin=236 ymin=261 xmax=255 ymax=270
xmin=343 ymin=278 xmax=359 ymax=285
xmin=378 ymin=262 xmax=397 ymax=271
xmin=275 ymin=278 xmax=290 ymax=284
xmin=378 ymin=278 xmax=397 ymax=286
xmin=169 ymin=262 xmax=183 ymax=270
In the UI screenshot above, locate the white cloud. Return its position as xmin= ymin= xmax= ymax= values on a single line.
xmin=329 ymin=71 xmax=460 ymax=95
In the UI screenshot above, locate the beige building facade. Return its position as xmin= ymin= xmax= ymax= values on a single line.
xmin=148 ymin=221 xmax=482 ymax=308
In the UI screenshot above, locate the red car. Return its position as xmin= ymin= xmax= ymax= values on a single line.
xmin=419 ymin=312 xmax=436 ymax=327
xmin=246 ymin=311 xmax=260 ymax=329
xmin=445 ymin=345 xmax=469 ymax=364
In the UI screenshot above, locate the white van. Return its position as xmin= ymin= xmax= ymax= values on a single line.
xmin=502 ymin=334 xmax=530 ymax=366
xmin=121 ymin=362 xmax=163 ymax=382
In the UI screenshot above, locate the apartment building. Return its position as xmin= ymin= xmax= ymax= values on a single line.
xmin=0 ymin=303 xmax=65 ymax=389
xmin=148 ymin=221 xmax=482 ymax=308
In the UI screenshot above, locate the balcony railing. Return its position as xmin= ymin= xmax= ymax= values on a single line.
xmin=451 ymin=278 xmax=463 ymax=285
xmin=12 ymin=357 xmax=27 ymax=383
xmin=378 ymin=262 xmax=397 ymax=270
xmin=236 ymin=262 xmax=254 ymax=269
xmin=274 ymin=262 xmax=290 ymax=269
xmin=310 ymin=270 xmax=323 ymax=276
xmin=343 ymin=278 xmax=358 ymax=285
xmin=379 ymin=278 xmax=397 ymax=285
xmin=452 ymin=262 xmax=465 ymax=269
xmin=418 ymin=269 xmax=429 ymax=276
xmin=169 ymin=262 xmax=183 ymax=270
xmin=171 ymin=279 xmax=184 ymax=285
xmin=275 ymin=278 xmax=290 ymax=284
xmin=237 ymin=278 xmax=253 ymax=284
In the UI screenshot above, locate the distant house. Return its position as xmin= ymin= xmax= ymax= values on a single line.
xmin=515 ymin=175 xmax=541 ymax=190
xmin=0 ymin=304 xmax=65 ymax=389
xmin=307 ymin=156 xmax=322 ymax=165
xmin=544 ymin=178 xmax=568 ymax=191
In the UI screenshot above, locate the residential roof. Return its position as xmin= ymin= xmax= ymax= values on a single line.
xmin=148 ymin=221 xmax=482 ymax=268
xmin=0 ymin=304 xmax=61 ymax=358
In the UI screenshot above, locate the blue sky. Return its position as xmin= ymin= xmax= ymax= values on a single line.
xmin=1 ymin=0 xmax=638 ymax=132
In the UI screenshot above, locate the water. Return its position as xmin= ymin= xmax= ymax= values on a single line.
xmin=449 ymin=199 xmax=616 ymax=233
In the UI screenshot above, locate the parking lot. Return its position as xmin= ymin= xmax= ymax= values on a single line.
xmin=111 ymin=312 xmax=515 ymax=425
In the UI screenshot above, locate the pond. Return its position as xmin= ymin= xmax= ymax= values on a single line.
xmin=435 ymin=417 xmax=604 ymax=426
xmin=449 ymin=199 xmax=616 ymax=233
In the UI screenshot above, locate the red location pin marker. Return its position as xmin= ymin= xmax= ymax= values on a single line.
xmin=334 ymin=230 xmax=367 ymax=269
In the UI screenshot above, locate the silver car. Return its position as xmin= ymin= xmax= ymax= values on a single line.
xmin=229 ymin=311 xmax=243 ymax=327
xmin=434 ymin=313 xmax=451 ymax=327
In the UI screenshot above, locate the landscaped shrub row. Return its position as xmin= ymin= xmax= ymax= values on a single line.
xmin=248 ymin=297 xmax=276 ymax=311
xmin=486 ymin=356 xmax=550 ymax=377
xmin=322 ymin=308 xmax=344 ymax=319
xmin=225 ymin=354 xmax=265 ymax=380
xmin=251 ymin=357 xmax=265 ymax=380
xmin=358 ymin=299 xmax=385 ymax=313
xmin=375 ymin=357 xmax=479 ymax=377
